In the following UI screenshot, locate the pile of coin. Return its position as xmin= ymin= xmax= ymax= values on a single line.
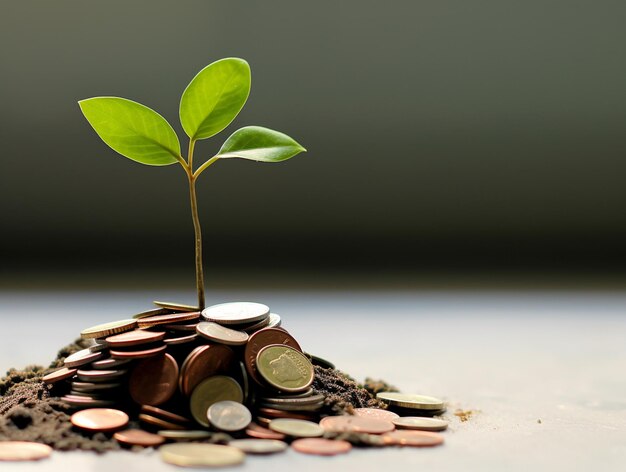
xmin=38 ymin=301 xmax=450 ymax=465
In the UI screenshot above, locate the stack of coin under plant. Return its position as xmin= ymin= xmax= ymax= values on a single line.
xmin=39 ymin=301 xmax=450 ymax=466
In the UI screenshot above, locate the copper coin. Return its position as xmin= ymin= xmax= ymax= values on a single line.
xmin=106 ymin=329 xmax=165 ymax=347
xmin=71 ymin=381 xmax=122 ymax=392
xmin=114 ymin=428 xmax=165 ymax=447
xmin=382 ymin=430 xmax=445 ymax=447
xmin=61 ymin=395 xmax=117 ymax=408
xmin=196 ymin=322 xmax=249 ymax=346
xmin=244 ymin=328 xmax=302 ymax=385
xmin=179 ymin=344 xmax=236 ymax=396
xmin=110 ymin=344 xmax=167 ymax=359
xmin=164 ymin=333 xmax=198 ymax=345
xmin=91 ymin=357 xmax=132 ymax=370
xmin=76 ymin=369 xmax=128 ymax=382
xmin=257 ymin=408 xmax=318 ymax=421
xmin=291 ymin=438 xmax=352 ymax=456
xmin=353 ymin=408 xmax=400 ymax=421
xmin=141 ymin=405 xmax=192 ymax=425
xmin=320 ymin=416 xmax=395 ymax=434
xmin=139 ymin=413 xmax=187 ymax=431
xmin=64 ymin=348 xmax=105 ymax=368
xmin=0 ymin=441 xmax=52 ymax=461
xmin=245 ymin=422 xmax=286 ymax=440
xmin=129 ymin=353 xmax=179 ymax=406
xmin=42 ymin=367 xmax=77 ymax=384
xmin=164 ymin=323 xmax=198 ymax=332
xmin=71 ymin=408 xmax=129 ymax=432
xmin=137 ymin=312 xmax=200 ymax=329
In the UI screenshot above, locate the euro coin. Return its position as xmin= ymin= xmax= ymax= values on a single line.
xmin=268 ymin=418 xmax=324 ymax=438
xmin=160 ymin=443 xmax=245 ymax=467
xmin=201 ymin=302 xmax=269 ymax=325
xmin=189 ymin=376 xmax=243 ymax=427
xmin=392 ymin=416 xmax=449 ymax=431
xmin=256 ymin=345 xmax=313 ymax=393
xmin=376 ymin=392 xmax=446 ymax=411
xmin=207 ymin=400 xmax=252 ymax=432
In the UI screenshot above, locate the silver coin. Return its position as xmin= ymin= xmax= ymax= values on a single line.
xmin=392 ymin=416 xmax=449 ymax=431
xmin=267 ymin=313 xmax=282 ymax=328
xmin=201 ymin=302 xmax=269 ymax=325
xmin=376 ymin=392 xmax=445 ymax=410
xmin=64 ymin=348 xmax=105 ymax=368
xmin=228 ymin=439 xmax=288 ymax=454
xmin=207 ymin=400 xmax=252 ymax=432
xmin=196 ymin=322 xmax=249 ymax=345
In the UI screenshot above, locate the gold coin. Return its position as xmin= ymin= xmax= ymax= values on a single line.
xmin=153 ymin=300 xmax=199 ymax=312
xmin=376 ymin=392 xmax=445 ymax=410
xmin=157 ymin=430 xmax=212 ymax=441
xmin=189 ymin=376 xmax=243 ymax=427
xmin=256 ymin=345 xmax=314 ymax=393
xmin=159 ymin=443 xmax=245 ymax=467
xmin=392 ymin=416 xmax=449 ymax=431
xmin=81 ymin=319 xmax=137 ymax=339
xmin=268 ymin=418 xmax=324 ymax=438
xmin=0 ymin=441 xmax=52 ymax=461
xmin=228 ymin=439 xmax=288 ymax=454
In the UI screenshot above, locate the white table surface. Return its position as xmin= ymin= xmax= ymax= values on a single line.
xmin=1 ymin=288 xmax=625 ymax=471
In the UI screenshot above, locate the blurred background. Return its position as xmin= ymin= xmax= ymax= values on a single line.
xmin=1 ymin=0 xmax=626 ymax=291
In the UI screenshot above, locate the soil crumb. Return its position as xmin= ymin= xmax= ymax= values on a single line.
xmin=454 ymin=409 xmax=477 ymax=422
xmin=312 ymin=366 xmax=390 ymax=415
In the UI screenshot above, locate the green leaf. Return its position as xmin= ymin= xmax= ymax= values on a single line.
xmin=180 ymin=58 xmax=251 ymax=141
xmin=216 ymin=126 xmax=306 ymax=162
xmin=79 ymin=97 xmax=181 ymax=166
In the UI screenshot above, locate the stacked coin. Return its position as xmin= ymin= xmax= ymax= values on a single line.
xmin=39 ymin=300 xmax=450 ymax=464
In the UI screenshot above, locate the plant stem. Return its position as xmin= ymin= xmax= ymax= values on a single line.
xmin=186 ymin=139 xmax=205 ymax=309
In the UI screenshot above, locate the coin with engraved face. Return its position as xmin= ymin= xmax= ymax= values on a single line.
xmin=256 ymin=345 xmax=313 ymax=393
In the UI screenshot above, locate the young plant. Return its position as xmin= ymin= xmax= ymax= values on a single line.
xmin=79 ymin=58 xmax=306 ymax=309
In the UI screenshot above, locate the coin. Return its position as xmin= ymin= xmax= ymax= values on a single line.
xmin=268 ymin=418 xmax=324 ymax=438
xmin=256 ymin=345 xmax=314 ymax=393
xmin=164 ymin=333 xmax=198 ymax=345
xmin=179 ymin=344 xmax=236 ymax=396
xmin=164 ymin=322 xmax=198 ymax=332
xmin=158 ymin=430 xmax=212 ymax=441
xmin=61 ymin=396 xmax=117 ymax=408
xmin=91 ymin=357 xmax=132 ymax=370
xmin=0 ymin=441 xmax=52 ymax=461
xmin=382 ymin=430 xmax=445 ymax=447
xmin=71 ymin=381 xmax=122 ymax=392
xmin=132 ymin=307 xmax=170 ymax=319
xmin=392 ymin=416 xmax=449 ymax=431
xmin=267 ymin=313 xmax=281 ymax=328
xmin=376 ymin=392 xmax=445 ymax=411
xmin=207 ymin=401 xmax=252 ymax=432
xmin=113 ymin=429 xmax=165 ymax=447
xmin=129 ymin=353 xmax=178 ymax=406
xmin=320 ymin=416 xmax=395 ymax=434
xmin=88 ymin=339 xmax=110 ymax=352
xmin=153 ymin=300 xmax=199 ymax=312
xmin=139 ymin=414 xmax=187 ymax=431
xmin=110 ymin=344 xmax=167 ymax=359
xmin=244 ymin=327 xmax=302 ymax=385
xmin=81 ymin=319 xmax=137 ymax=339
xmin=229 ymin=439 xmax=288 ymax=454
xmin=141 ymin=405 xmax=192 ymax=425
xmin=189 ymin=376 xmax=243 ymax=427
xmin=76 ymin=369 xmax=128 ymax=382
xmin=64 ymin=348 xmax=105 ymax=368
xmin=137 ymin=312 xmax=200 ymax=329
xmin=160 ymin=443 xmax=245 ymax=467
xmin=70 ymin=408 xmax=129 ymax=432
xmin=257 ymin=408 xmax=318 ymax=421
xmin=353 ymin=408 xmax=400 ymax=421
xmin=291 ymin=438 xmax=352 ymax=456
xmin=201 ymin=302 xmax=269 ymax=325
xmin=237 ymin=315 xmax=270 ymax=334
xmin=106 ymin=329 xmax=165 ymax=347
xmin=245 ymin=422 xmax=286 ymax=440
xmin=42 ymin=367 xmax=77 ymax=384
xmin=196 ymin=321 xmax=249 ymax=346
xmin=260 ymin=392 xmax=325 ymax=406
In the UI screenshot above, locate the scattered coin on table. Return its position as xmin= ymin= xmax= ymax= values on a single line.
xmin=0 ymin=441 xmax=53 ymax=461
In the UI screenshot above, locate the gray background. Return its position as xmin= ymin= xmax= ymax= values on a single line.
xmin=2 ymin=0 xmax=626 ymax=278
